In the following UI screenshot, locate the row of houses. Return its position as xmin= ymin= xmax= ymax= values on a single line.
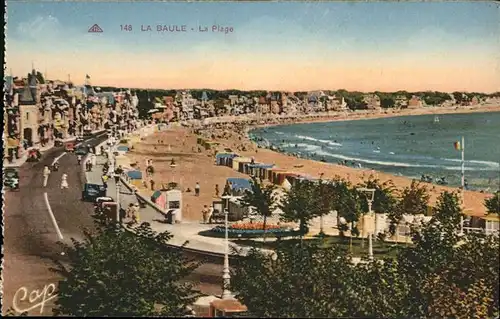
xmin=150 ymin=88 xmax=495 ymax=123
xmin=4 ymin=68 xmax=141 ymax=164
xmin=151 ymin=91 xmax=350 ymax=122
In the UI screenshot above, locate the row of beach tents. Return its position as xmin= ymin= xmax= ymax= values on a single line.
xmin=215 ymin=152 xmax=317 ymax=191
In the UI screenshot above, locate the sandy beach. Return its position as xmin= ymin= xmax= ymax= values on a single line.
xmin=126 ymin=105 xmax=500 ymax=222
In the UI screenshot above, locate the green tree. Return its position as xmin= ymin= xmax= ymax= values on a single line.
xmin=231 ymin=191 xmax=499 ymax=318
xmin=349 ymin=259 xmax=409 ymax=318
xmin=388 ymin=180 xmax=430 ymax=236
xmin=240 ymin=176 xmax=278 ymax=242
xmin=380 ymin=97 xmax=395 ymax=108
xmin=312 ymin=178 xmax=335 ymax=235
xmin=279 ymin=180 xmax=317 ymax=241
xmin=231 ymin=241 xmax=356 ymax=318
xmin=484 ymin=190 xmax=500 ymax=215
xmin=452 ymin=91 xmax=466 ymax=104
xmin=398 ymin=191 xmax=464 ymax=315
xmin=52 ymin=222 xmax=200 ymax=317
xmin=424 ymin=274 xmax=495 ymax=319
xmin=396 ymin=191 xmax=499 ymax=317
xmin=330 ymin=177 xmax=362 ymax=238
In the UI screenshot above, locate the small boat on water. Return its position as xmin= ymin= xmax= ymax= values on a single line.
xmin=434 ymin=116 xmax=440 ymax=123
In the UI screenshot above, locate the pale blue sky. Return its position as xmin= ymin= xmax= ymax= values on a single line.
xmin=6 ymin=1 xmax=500 ymax=92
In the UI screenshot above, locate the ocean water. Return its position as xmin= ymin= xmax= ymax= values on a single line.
xmin=250 ymin=112 xmax=500 ymax=192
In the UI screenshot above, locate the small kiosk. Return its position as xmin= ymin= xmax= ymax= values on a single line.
xmin=165 ymin=189 xmax=182 ymax=222
xmin=209 ymin=299 xmax=248 ymax=318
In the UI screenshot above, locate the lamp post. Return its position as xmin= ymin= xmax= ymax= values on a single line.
xmin=358 ymin=187 xmax=376 ymax=261
xmin=114 ymin=174 xmax=121 ymax=223
xmin=319 ymin=173 xmax=325 ymax=235
xmin=170 ymin=158 xmax=177 ymax=185
xmin=220 ymin=192 xmax=233 ymax=300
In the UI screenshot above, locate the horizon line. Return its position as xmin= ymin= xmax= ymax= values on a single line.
xmin=7 ymin=73 xmax=499 ymax=95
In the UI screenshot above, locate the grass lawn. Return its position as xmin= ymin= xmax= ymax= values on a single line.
xmin=232 ymin=235 xmax=411 ymax=259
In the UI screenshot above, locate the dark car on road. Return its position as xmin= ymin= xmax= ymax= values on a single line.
xmin=75 ymin=147 xmax=88 ymax=156
xmin=82 ymin=183 xmax=107 ymax=202
xmin=4 ymin=168 xmax=20 ymax=190
xmin=26 ymin=149 xmax=42 ymax=162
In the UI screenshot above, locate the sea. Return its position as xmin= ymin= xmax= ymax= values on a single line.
xmin=249 ymin=112 xmax=500 ymax=192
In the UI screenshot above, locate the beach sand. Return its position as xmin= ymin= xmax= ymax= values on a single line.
xmin=127 ymin=106 xmax=500 ymax=221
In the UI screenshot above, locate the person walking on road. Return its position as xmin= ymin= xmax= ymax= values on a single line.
xmin=195 ymin=182 xmax=200 ymax=196
xmin=77 ymin=154 xmax=82 ymax=165
xmin=60 ymin=173 xmax=69 ymax=189
xmin=150 ymin=179 xmax=156 ymax=191
xmin=43 ymin=166 xmax=51 ymax=186
xmin=215 ymin=184 xmax=220 ymax=197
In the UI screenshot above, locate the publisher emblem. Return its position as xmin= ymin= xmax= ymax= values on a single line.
xmin=88 ymin=24 xmax=103 ymax=33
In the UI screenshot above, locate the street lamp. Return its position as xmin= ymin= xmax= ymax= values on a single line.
xmin=114 ymin=173 xmax=121 ymax=223
xmin=170 ymin=158 xmax=177 ymax=184
xmin=318 ymin=173 xmax=325 ymax=235
xmin=220 ymin=191 xmax=233 ymax=300
xmin=358 ymin=187 xmax=376 ymax=261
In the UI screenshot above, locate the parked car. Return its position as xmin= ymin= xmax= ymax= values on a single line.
xmin=65 ymin=141 xmax=75 ymax=152
xmin=26 ymin=149 xmax=42 ymax=162
xmin=94 ymin=196 xmax=115 ymax=214
xmin=75 ymin=147 xmax=88 ymax=156
xmin=82 ymin=183 xmax=106 ymax=202
xmin=4 ymin=168 xmax=20 ymax=190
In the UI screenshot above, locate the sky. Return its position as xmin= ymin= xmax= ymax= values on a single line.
xmin=5 ymin=1 xmax=500 ymax=92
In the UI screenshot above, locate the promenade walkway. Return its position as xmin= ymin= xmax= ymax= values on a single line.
xmin=84 ymin=154 xmax=254 ymax=256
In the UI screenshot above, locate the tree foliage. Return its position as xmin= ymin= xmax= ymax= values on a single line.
xmin=397 ymin=191 xmax=499 ymax=317
xmin=51 ymin=221 xmax=201 ymax=317
xmin=388 ymin=180 xmax=430 ymax=235
xmin=484 ymin=191 xmax=500 ymax=215
xmin=330 ymin=177 xmax=362 ymax=235
xmin=231 ymin=190 xmax=500 ymax=318
xmin=231 ymin=242 xmax=356 ymax=318
xmin=279 ymin=180 xmax=317 ymax=238
xmin=240 ymin=176 xmax=278 ymax=240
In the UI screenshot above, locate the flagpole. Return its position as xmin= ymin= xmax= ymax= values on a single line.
xmin=460 ymin=136 xmax=465 ymax=235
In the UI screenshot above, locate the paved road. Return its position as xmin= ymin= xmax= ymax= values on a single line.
xmin=85 ymin=154 xmax=225 ymax=297
xmin=2 ymin=132 xmax=109 ymax=315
